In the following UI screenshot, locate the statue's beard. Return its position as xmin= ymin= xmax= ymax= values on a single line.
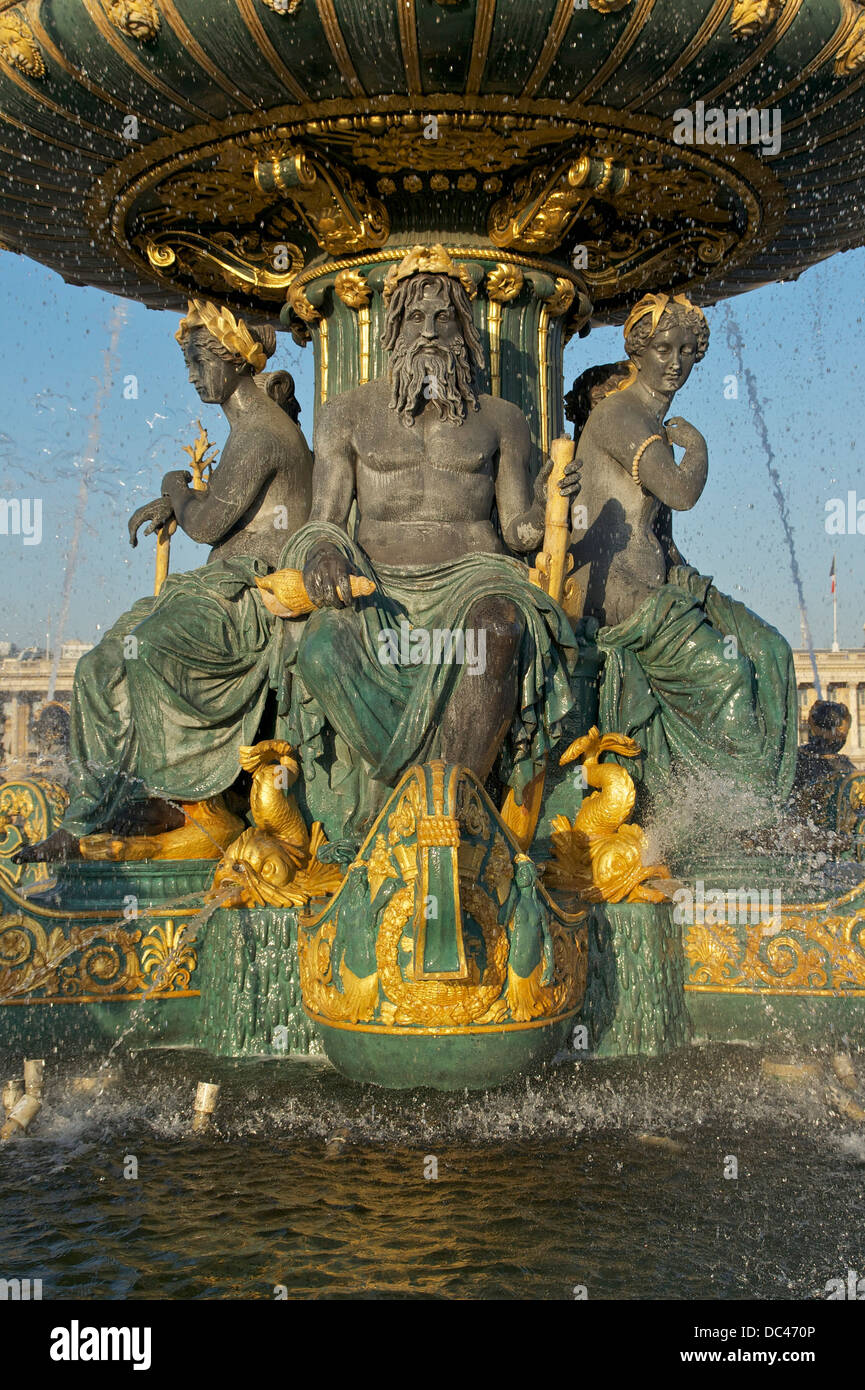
xmin=388 ymin=338 xmax=478 ymax=427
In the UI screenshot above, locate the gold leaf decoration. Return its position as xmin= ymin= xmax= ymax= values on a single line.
xmin=544 ymin=727 xmax=671 ymax=903
xmin=262 ymin=0 xmax=303 ymax=12
xmin=141 ymin=920 xmax=197 ymax=992
xmin=589 ymin=0 xmax=634 ymax=10
xmin=0 ymin=11 xmax=45 ymax=78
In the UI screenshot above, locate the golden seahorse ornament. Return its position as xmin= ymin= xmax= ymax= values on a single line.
xmin=209 ymin=741 xmax=342 ymax=908
xmin=544 ymin=727 xmax=671 ymax=904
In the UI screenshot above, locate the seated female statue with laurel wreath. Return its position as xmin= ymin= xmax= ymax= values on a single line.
xmin=561 ymin=292 xmax=797 ymax=816
xmin=17 ymin=301 xmax=313 ymax=863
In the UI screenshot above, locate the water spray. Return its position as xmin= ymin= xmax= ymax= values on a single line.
xmin=723 ymin=306 xmax=823 ymax=697
xmin=70 ymin=1070 xmax=120 ymax=1097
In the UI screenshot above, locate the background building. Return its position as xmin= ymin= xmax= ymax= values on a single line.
xmin=793 ymin=648 xmax=865 ymax=770
xmin=0 ymin=643 xmax=91 ymax=773
xmin=2 ymin=641 xmax=864 ymax=775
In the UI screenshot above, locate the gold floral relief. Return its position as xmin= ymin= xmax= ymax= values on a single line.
xmin=0 ymin=911 xmax=198 ymax=1003
xmin=685 ymin=908 xmax=865 ymax=994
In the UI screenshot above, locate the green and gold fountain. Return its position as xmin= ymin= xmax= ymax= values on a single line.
xmin=2 ymin=0 xmax=865 ymax=1087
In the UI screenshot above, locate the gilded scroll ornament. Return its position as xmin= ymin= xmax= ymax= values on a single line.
xmin=253 ymin=147 xmax=389 ymax=255
xmin=489 ymin=155 xmax=630 ymax=254
xmin=835 ymin=0 xmax=865 ymax=75
xmin=0 ymin=11 xmax=45 ymax=77
xmin=545 ymin=727 xmax=671 ymax=903
xmin=261 ymin=0 xmax=303 ymax=13
xmin=0 ymin=911 xmax=194 ymax=1003
xmin=304 ymin=113 xmax=582 ymax=176
xmin=590 ymin=0 xmax=634 ymax=10
xmin=102 ymin=0 xmax=161 ymax=43
xmin=297 ymin=762 xmax=588 ymax=1032
xmin=287 ymin=278 xmax=322 ymax=323
xmin=730 ymin=0 xmax=784 ymax=38
xmin=0 ymin=780 xmax=68 ymax=890
xmin=685 ymin=908 xmax=865 ymax=994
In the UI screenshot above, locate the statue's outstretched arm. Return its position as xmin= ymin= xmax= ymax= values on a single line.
xmin=161 ymin=436 xmax=275 ymax=545
xmin=635 ymin=417 xmax=708 ymax=511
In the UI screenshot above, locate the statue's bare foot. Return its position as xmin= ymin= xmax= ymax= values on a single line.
xmin=13 ymin=828 xmax=80 ymax=863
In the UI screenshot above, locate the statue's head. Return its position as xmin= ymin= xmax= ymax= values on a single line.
xmin=176 ymin=300 xmax=277 ymax=404
xmin=620 ymin=292 xmax=710 ymax=397
xmin=514 ymin=854 xmax=538 ymax=889
xmin=381 ymin=245 xmax=485 ymax=428
xmin=806 ymin=700 xmax=851 ymax=755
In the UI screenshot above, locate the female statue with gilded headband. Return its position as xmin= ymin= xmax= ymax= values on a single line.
xmin=18 ymin=301 xmax=313 ymax=862
xmin=564 ymin=293 xmax=797 ymax=813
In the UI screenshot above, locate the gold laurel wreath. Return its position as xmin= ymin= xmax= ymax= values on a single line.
xmin=175 ymin=298 xmax=268 ymax=373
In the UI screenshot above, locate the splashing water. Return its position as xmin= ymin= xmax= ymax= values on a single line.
xmin=723 ymin=305 xmax=822 ymax=696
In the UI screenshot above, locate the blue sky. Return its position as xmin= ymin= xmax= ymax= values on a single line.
xmin=0 ymin=245 xmax=862 ymax=652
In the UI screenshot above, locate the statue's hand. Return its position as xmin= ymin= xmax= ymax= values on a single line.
xmin=128 ymin=496 xmax=175 ymax=548
xmin=559 ymin=458 xmax=582 ymax=499
xmin=161 ymin=469 xmax=193 ymax=493
xmin=303 ymin=546 xmax=359 ymax=609
xmin=664 ymin=418 xmax=706 ymax=454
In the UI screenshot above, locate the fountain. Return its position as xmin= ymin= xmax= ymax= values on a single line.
xmin=2 ymin=0 xmax=865 ymax=1094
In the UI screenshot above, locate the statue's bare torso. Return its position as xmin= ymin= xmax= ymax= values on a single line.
xmin=312 ymin=377 xmax=542 ymax=567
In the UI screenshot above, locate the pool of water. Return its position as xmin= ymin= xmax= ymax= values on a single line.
xmin=1 ymin=1046 xmax=863 ymax=1300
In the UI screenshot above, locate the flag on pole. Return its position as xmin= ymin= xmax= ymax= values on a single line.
xmin=830 ymin=555 xmax=836 ymax=594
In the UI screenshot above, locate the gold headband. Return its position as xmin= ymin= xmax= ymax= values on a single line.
xmin=382 ymin=243 xmax=476 ymax=304
xmin=623 ymin=292 xmax=707 ymax=343
xmin=176 ymin=299 xmax=268 ymax=373
xmin=615 ymin=292 xmax=708 ymax=392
